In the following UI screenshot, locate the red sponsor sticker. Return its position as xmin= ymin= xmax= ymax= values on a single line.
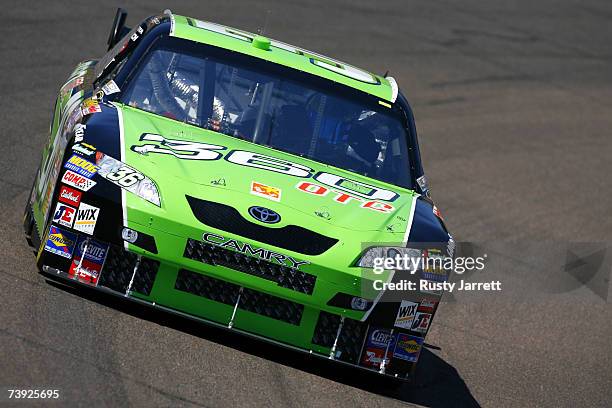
xmin=58 ymin=185 xmax=82 ymax=207
xmin=418 ymin=300 xmax=438 ymax=313
xmin=361 ymin=347 xmax=387 ymax=369
xmin=410 ymin=312 xmax=432 ymax=334
xmin=69 ymin=258 xmax=101 ymax=285
xmin=433 ymin=205 xmax=444 ymax=220
xmin=52 ymin=203 xmax=76 ymax=228
xmin=61 ymin=170 xmax=96 ymax=191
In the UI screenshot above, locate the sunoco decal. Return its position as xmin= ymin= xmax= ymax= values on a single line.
xmin=393 ymin=334 xmax=423 ymax=362
xmin=44 ymin=226 xmax=77 ymax=259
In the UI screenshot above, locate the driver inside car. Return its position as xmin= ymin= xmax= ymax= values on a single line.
xmin=341 ymin=124 xmax=381 ymax=176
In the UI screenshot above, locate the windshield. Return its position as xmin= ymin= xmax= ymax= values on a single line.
xmin=121 ymin=36 xmax=412 ymax=188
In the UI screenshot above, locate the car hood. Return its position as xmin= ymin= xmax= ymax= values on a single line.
xmin=117 ymin=105 xmax=417 ymax=234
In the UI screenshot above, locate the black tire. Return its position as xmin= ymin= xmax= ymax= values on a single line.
xmin=23 ymin=168 xmax=42 ymax=255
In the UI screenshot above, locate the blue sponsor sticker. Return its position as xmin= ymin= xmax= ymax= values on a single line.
xmin=393 ymin=334 xmax=424 ymax=362
xmin=421 ymin=249 xmax=448 ymax=282
xmin=44 ymin=225 xmax=78 ymax=259
xmin=421 ymin=270 xmax=448 ymax=282
xmin=366 ymin=327 xmax=397 ymax=350
xmin=64 ymin=154 xmax=98 ymax=178
xmin=73 ymin=235 xmax=109 ymax=265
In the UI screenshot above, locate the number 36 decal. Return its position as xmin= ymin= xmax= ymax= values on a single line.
xmin=105 ymin=167 xmax=145 ymax=187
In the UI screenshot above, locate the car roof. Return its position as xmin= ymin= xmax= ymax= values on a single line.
xmin=170 ymin=14 xmax=398 ymax=102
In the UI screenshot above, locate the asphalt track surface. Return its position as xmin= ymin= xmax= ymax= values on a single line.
xmin=1 ymin=1 xmax=611 ymax=407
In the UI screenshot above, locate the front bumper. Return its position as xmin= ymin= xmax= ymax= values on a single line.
xmin=40 ymin=263 xmax=413 ymax=383
xmin=36 ymin=225 xmax=419 ymax=380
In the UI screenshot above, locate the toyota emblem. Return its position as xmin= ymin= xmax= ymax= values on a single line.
xmin=248 ymin=206 xmax=281 ymax=224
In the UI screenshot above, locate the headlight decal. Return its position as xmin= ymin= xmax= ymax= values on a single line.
xmin=95 ymin=151 xmax=161 ymax=206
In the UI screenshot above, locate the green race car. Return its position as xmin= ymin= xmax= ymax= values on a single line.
xmin=24 ymin=9 xmax=453 ymax=381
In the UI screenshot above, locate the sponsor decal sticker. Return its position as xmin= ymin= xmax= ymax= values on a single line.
xmin=44 ymin=226 xmax=77 ymax=259
xmin=410 ymin=312 xmax=432 ymax=334
xmin=393 ymin=334 xmax=424 ymax=363
xmin=69 ymin=258 xmax=101 ymax=285
xmin=367 ymin=328 xmax=397 ymax=349
xmin=362 ymin=348 xmax=386 ymax=368
xmin=61 ymin=170 xmax=96 ymax=191
xmin=73 ymin=236 xmax=108 ymax=265
xmin=360 ymin=327 xmax=397 ymax=368
xmin=52 ymin=202 xmax=76 ymax=228
xmin=69 ymin=236 xmax=109 ymax=285
xmin=394 ymin=300 xmax=419 ymax=329
xmin=421 ymin=249 xmax=448 ymax=282
xmin=417 ymin=300 xmax=438 ymax=314
xmin=416 ymin=175 xmax=429 ymax=193
xmin=81 ymin=98 xmax=101 ymax=115
xmin=421 ymin=269 xmax=448 ymax=282
xmin=58 ymin=185 xmax=82 ymax=207
xmin=72 ymin=143 xmax=96 ymax=157
xmin=296 ymin=181 xmax=395 ymax=214
xmin=74 ymin=123 xmax=86 ymax=142
xmin=433 ymin=205 xmax=444 ymax=220
xmin=95 ymin=152 xmax=161 ymax=206
xmin=101 ymin=80 xmax=120 ymax=95
xmin=64 ymin=154 xmax=98 ymax=178
xmin=73 ymin=202 xmax=100 ymax=235
xmin=250 ymin=181 xmax=281 ymax=202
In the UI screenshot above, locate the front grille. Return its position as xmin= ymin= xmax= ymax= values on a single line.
xmin=312 ymin=311 xmax=368 ymax=364
xmin=186 ymin=196 xmax=338 ymax=256
xmin=175 ymin=269 xmax=304 ymax=325
xmin=175 ymin=268 xmax=239 ymax=305
xmin=312 ymin=311 xmax=341 ymax=348
xmin=239 ymin=287 xmax=303 ymax=325
xmin=98 ymin=244 xmax=159 ymax=295
xmin=184 ymin=238 xmax=316 ymax=295
xmin=337 ymin=318 xmax=369 ymax=363
xmin=98 ymin=245 xmax=137 ymax=292
xmin=131 ymin=257 xmax=160 ymax=296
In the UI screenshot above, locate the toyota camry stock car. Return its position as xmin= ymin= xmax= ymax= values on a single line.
xmin=23 ymin=9 xmax=454 ymax=381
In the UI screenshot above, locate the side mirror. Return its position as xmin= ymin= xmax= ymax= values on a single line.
xmin=106 ymin=8 xmax=130 ymax=51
